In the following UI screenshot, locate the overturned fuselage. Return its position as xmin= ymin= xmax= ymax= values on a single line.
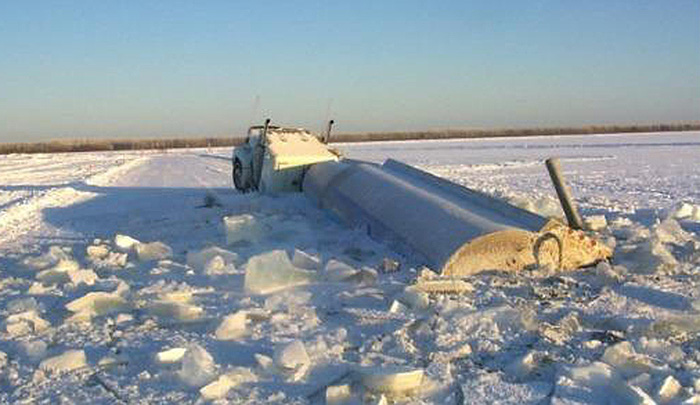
xmin=232 ymin=121 xmax=611 ymax=275
xmin=302 ymin=159 xmax=611 ymax=275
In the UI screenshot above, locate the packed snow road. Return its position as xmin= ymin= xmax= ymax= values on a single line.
xmin=0 ymin=132 xmax=699 ymax=404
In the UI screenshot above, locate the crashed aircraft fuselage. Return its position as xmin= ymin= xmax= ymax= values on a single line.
xmin=232 ymin=122 xmax=612 ymax=275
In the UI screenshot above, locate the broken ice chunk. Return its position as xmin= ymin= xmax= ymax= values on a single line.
xmin=389 ymin=300 xmax=411 ymax=315
xmin=27 ymin=282 xmax=54 ymax=295
xmin=178 ymin=344 xmax=216 ymax=387
xmin=397 ymin=287 xmax=430 ymax=311
xmin=204 ymin=255 xmax=226 ymax=274
xmin=592 ymin=261 xmax=625 ymax=285
xmin=254 ymin=353 xmax=274 ymax=372
xmin=98 ymin=355 xmax=126 ymax=368
xmin=186 ymin=246 xmax=238 ymax=275
xmin=624 ymin=237 xmax=678 ymax=274
xmin=158 ymin=290 xmax=193 ymax=303
xmin=22 ymin=246 xmax=72 ymax=270
xmin=7 ymin=297 xmax=39 ymax=314
xmin=65 ymin=292 xmax=129 ymax=322
xmin=506 ymin=351 xmax=537 ymax=380
xmin=200 ymin=374 xmax=235 ymax=400
xmin=155 ymin=347 xmax=187 ymax=364
xmin=292 ymin=249 xmax=321 ymax=270
xmin=244 ymin=250 xmax=315 ymax=294
xmin=614 ymin=383 xmax=657 ymax=405
xmin=36 ymin=259 xmax=81 ymax=284
xmin=666 ymin=202 xmax=700 ymax=222
xmin=601 ymin=342 xmax=653 ymax=378
xmin=214 ymin=311 xmax=247 ymax=340
xmin=21 ymin=340 xmax=48 ymax=361
xmin=224 ymin=214 xmax=264 ymax=245
xmin=326 ymin=384 xmax=353 ymax=405
xmin=381 ymin=257 xmax=401 ymax=273
xmin=104 ymin=251 xmax=128 ymax=267
xmin=324 ymin=259 xmax=360 ymax=282
xmin=273 ymin=340 xmax=310 ymax=381
xmin=585 ymin=215 xmax=608 ymax=231
xmin=566 ymin=361 xmax=618 ymax=388
xmin=374 ymin=395 xmax=388 ymax=405
xmin=135 ymin=241 xmax=173 ymax=261
xmin=638 ymin=338 xmax=684 ymax=364
xmin=4 ymin=311 xmax=51 ymax=336
xmin=114 ymin=234 xmax=140 ymax=252
xmin=652 ymin=218 xmax=693 ymax=245
xmin=89 ymin=243 xmax=128 ymax=268
xmin=147 ymin=301 xmax=204 ymax=323
xmin=656 ymin=375 xmax=681 ymax=403
xmin=68 ymin=268 xmax=99 ymax=286
xmin=200 ymin=368 xmax=257 ymax=400
xmin=39 ymin=349 xmax=87 ymax=373
xmin=358 ymin=267 xmax=379 ymax=285
xmin=628 ymin=373 xmax=653 ymax=393
xmin=649 ymin=310 xmax=700 ymax=337
xmin=359 ymin=366 xmax=424 ymax=394
xmin=86 ymin=245 xmax=110 ymax=260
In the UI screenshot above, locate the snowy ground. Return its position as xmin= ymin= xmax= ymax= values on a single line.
xmin=1 ymin=132 xmax=699 ymax=404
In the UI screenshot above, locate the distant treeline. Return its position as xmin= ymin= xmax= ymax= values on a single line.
xmin=0 ymin=137 xmax=240 ymax=155
xmin=1 ymin=123 xmax=699 ymax=155
xmin=332 ymin=123 xmax=700 ymax=143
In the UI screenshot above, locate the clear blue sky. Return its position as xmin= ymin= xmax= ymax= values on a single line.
xmin=1 ymin=1 xmax=698 ymax=142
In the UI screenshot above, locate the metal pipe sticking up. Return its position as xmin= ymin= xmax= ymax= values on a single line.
xmin=252 ymin=118 xmax=271 ymax=191
xmin=324 ymin=120 xmax=334 ymax=144
xmin=545 ymin=158 xmax=584 ymax=230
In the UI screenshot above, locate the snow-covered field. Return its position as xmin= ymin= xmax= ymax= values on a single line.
xmin=1 ymin=132 xmax=699 ymax=404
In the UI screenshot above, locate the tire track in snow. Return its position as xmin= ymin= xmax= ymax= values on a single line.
xmin=0 ymin=156 xmax=151 ymax=252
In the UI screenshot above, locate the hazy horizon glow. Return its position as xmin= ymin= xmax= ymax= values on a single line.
xmin=1 ymin=1 xmax=699 ymax=142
